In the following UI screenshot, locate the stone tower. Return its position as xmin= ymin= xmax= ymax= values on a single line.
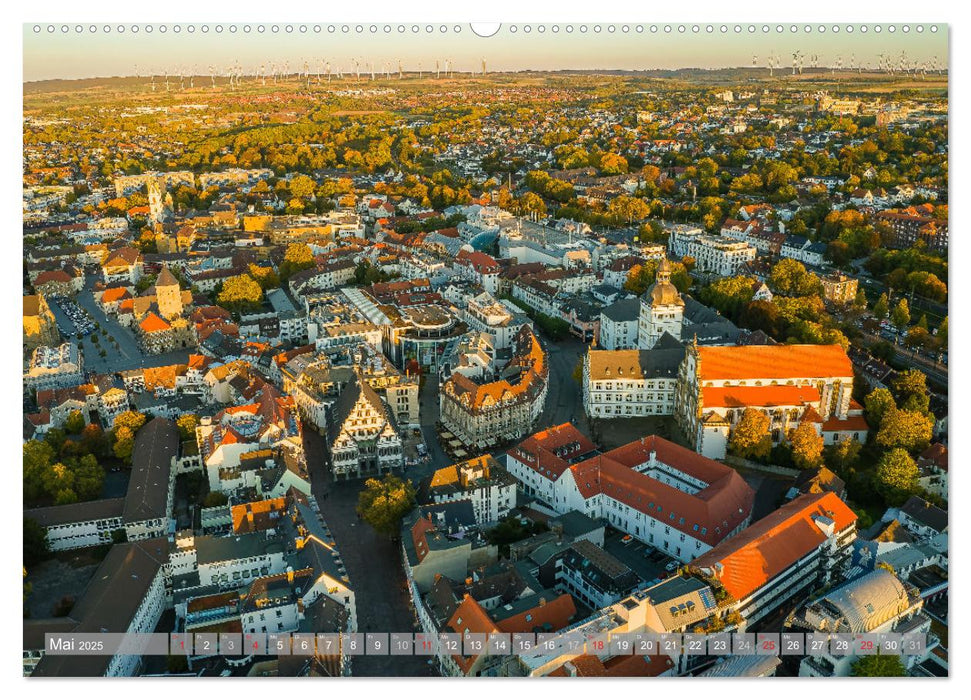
xmin=155 ymin=265 xmax=183 ymax=320
xmin=637 ymin=258 xmax=685 ymax=349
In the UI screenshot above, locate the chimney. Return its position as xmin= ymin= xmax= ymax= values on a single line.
xmin=539 ymin=597 xmax=547 ymax=607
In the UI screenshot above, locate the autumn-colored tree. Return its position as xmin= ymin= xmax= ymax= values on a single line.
xmin=769 ymin=259 xmax=823 ymax=297
xmin=824 ymin=437 xmax=862 ymax=472
xmin=598 ymin=153 xmax=629 ymax=175
xmin=357 ymin=474 xmax=417 ymax=538
xmin=177 ymin=414 xmax=200 ymax=442
xmin=875 ymin=409 xmax=933 ymax=453
xmin=217 ymin=274 xmax=264 ymax=313
xmin=113 ymin=427 xmax=136 ymax=463
xmin=728 ymin=408 xmax=772 ymax=460
xmin=279 ymin=242 xmax=316 ymax=281
xmin=891 ymin=298 xmax=911 ymax=329
xmin=788 ymin=422 xmax=824 ymax=470
xmin=248 ymin=263 xmax=280 ymax=291
xmin=113 ymin=410 xmax=147 ymax=435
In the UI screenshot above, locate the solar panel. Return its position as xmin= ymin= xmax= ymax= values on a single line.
xmin=699 ymin=588 xmax=717 ymax=609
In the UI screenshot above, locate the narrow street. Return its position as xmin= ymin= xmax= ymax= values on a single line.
xmin=303 ymin=428 xmax=436 ymax=677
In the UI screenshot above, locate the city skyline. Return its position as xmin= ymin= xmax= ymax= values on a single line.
xmin=23 ymin=23 xmax=947 ymax=82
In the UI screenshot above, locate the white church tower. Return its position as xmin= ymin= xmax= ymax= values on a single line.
xmin=637 ymin=258 xmax=685 ymax=349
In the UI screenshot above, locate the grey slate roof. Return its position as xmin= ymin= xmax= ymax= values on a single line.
xmin=123 ymin=417 xmax=179 ymax=525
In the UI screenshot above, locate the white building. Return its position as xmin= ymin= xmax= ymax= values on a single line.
xmin=24 ymin=342 xmax=83 ymax=392
xmin=598 ymin=298 xmax=640 ymax=351
xmin=422 ymin=455 xmax=518 ymax=526
xmin=637 ymin=259 xmax=685 ymax=349
xmin=506 ymin=425 xmax=754 ymax=563
xmin=583 ymin=339 xmax=684 ymax=419
xmin=667 ymin=225 xmax=756 ymax=276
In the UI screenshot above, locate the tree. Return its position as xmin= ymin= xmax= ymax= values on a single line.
xmin=937 ymin=316 xmax=948 ymax=347
xmin=851 ymin=654 xmax=906 ymax=677
xmin=788 ymin=422 xmax=824 ymax=470
xmin=891 ymin=298 xmax=911 ymax=329
xmin=769 ymin=259 xmax=823 ymax=297
xmin=874 ymin=448 xmax=919 ymax=505
xmin=279 ymin=242 xmax=316 ymax=281
xmin=825 ymin=437 xmax=862 ymax=472
xmin=598 ymin=153 xmax=628 ymax=175
xmin=288 ymin=174 xmax=317 ymax=199
xmin=24 ymin=517 xmax=50 ymax=567
xmin=864 ymin=388 xmax=896 ymax=427
xmin=177 ymin=414 xmax=200 ymax=442
xmin=64 ymin=410 xmax=85 ymax=435
xmin=728 ymin=408 xmax=772 ymax=460
xmin=217 ymin=273 xmax=264 ymax=313
xmin=876 ymin=409 xmax=933 ymax=453
xmin=872 ymin=293 xmax=889 ymax=320
xmin=357 ymin=474 xmax=416 ymax=538
xmin=113 ymin=427 xmax=136 ymax=463
xmin=113 ymin=410 xmax=148 ymax=435
xmin=891 ymin=369 xmax=931 ymax=416
xmin=203 ymin=491 xmax=229 ymax=508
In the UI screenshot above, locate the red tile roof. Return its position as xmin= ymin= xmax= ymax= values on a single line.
xmin=139 ymin=312 xmax=171 ymax=333
xmin=697 ymin=345 xmax=853 ymax=381
xmin=702 ymin=385 xmax=821 ymax=409
xmin=506 ymin=422 xmax=597 ymax=482
xmin=689 ymin=491 xmax=857 ymax=601
xmin=496 ymin=593 xmax=576 ymax=634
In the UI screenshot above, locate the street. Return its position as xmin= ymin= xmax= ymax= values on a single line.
xmin=303 ymin=428 xmax=437 ymax=677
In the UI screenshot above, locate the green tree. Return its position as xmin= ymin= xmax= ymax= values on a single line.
xmin=872 ymin=293 xmax=889 ymax=320
xmin=769 ymin=259 xmax=823 ymax=297
xmin=788 ymin=422 xmax=824 ymax=470
xmin=851 ymin=654 xmax=906 ymax=677
xmin=64 ymin=410 xmax=86 ymax=435
xmin=24 ymin=517 xmax=50 ymax=567
xmin=728 ymin=408 xmax=772 ymax=460
xmin=73 ymin=454 xmax=105 ymax=501
xmin=825 ymin=437 xmax=862 ymax=472
xmin=891 ymin=298 xmax=911 ymax=329
xmin=203 ymin=491 xmax=229 ymax=508
xmin=876 ymin=409 xmax=933 ymax=453
xmin=217 ymin=273 xmax=264 ymax=313
xmin=864 ymin=388 xmax=896 ymax=427
xmin=357 ymin=474 xmax=416 ymax=538
xmin=937 ymin=316 xmax=948 ymax=347
xmin=874 ymin=448 xmax=919 ymax=505
xmin=891 ymin=369 xmax=931 ymax=416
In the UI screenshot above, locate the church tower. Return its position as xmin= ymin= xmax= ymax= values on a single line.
xmin=637 ymin=258 xmax=685 ymax=349
xmin=155 ymin=265 xmax=183 ymax=320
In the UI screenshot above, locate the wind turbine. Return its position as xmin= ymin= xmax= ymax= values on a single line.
xmin=482 ymin=57 xmax=487 ymax=76
xmin=436 ymin=59 xmax=441 ymax=79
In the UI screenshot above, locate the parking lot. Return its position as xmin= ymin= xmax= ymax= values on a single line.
xmin=602 ymin=527 xmax=679 ymax=587
xmin=48 ymin=293 xmax=96 ymax=338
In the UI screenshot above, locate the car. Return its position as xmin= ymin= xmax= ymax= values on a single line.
xmin=665 ymin=560 xmax=679 ymax=572
xmin=620 ymin=534 xmax=633 ymax=545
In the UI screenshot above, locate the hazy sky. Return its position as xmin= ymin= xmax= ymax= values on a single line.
xmin=23 ymin=23 xmax=948 ymax=82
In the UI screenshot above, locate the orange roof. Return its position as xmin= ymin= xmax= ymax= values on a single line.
xmin=445 ymin=595 xmax=500 ymax=674
xmin=697 ymin=345 xmax=852 ymax=381
xmin=231 ymin=497 xmax=287 ymax=533
xmin=702 ymin=385 xmax=821 ymax=409
xmin=496 ymin=593 xmax=576 ymax=634
xmin=567 ymin=435 xmax=755 ymax=546
xmin=101 ymin=287 xmax=132 ymax=303
xmin=118 ymin=298 xmax=134 ymax=313
xmin=690 ymin=491 xmax=857 ymax=601
xmin=507 ymin=422 xmax=597 ymax=482
xmin=139 ymin=312 xmax=171 ymax=333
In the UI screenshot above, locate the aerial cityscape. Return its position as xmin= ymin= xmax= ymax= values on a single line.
xmin=22 ymin=25 xmax=948 ymax=679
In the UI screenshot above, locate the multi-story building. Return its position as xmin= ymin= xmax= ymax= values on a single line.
xmin=689 ymin=491 xmax=858 ymax=627
xmin=675 ymin=343 xmax=858 ymax=459
xmin=821 ymin=272 xmax=859 ymax=305
xmin=455 ymin=249 xmax=502 ymax=295
xmin=667 ymin=225 xmax=756 ymax=276
xmin=598 ymin=297 xmax=640 ymax=350
xmin=24 ymin=342 xmax=83 ymax=392
xmin=325 ymin=371 xmax=404 ymax=480
xmin=876 ymin=207 xmax=948 ymax=252
xmin=792 ymin=568 xmax=932 ymax=677
xmin=422 ymin=455 xmax=518 ymax=526
xmin=463 ymin=291 xmax=531 ymax=350
xmin=506 ymin=425 xmax=754 ymax=562
xmin=582 ymin=338 xmax=684 ymax=418
xmin=439 ymin=326 xmax=548 ymax=450
xmin=23 ymin=293 xmax=59 ymax=351
xmin=637 ymin=259 xmax=685 ymax=349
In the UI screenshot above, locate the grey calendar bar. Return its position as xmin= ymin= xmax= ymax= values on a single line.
xmin=41 ymin=632 xmax=932 ymax=658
